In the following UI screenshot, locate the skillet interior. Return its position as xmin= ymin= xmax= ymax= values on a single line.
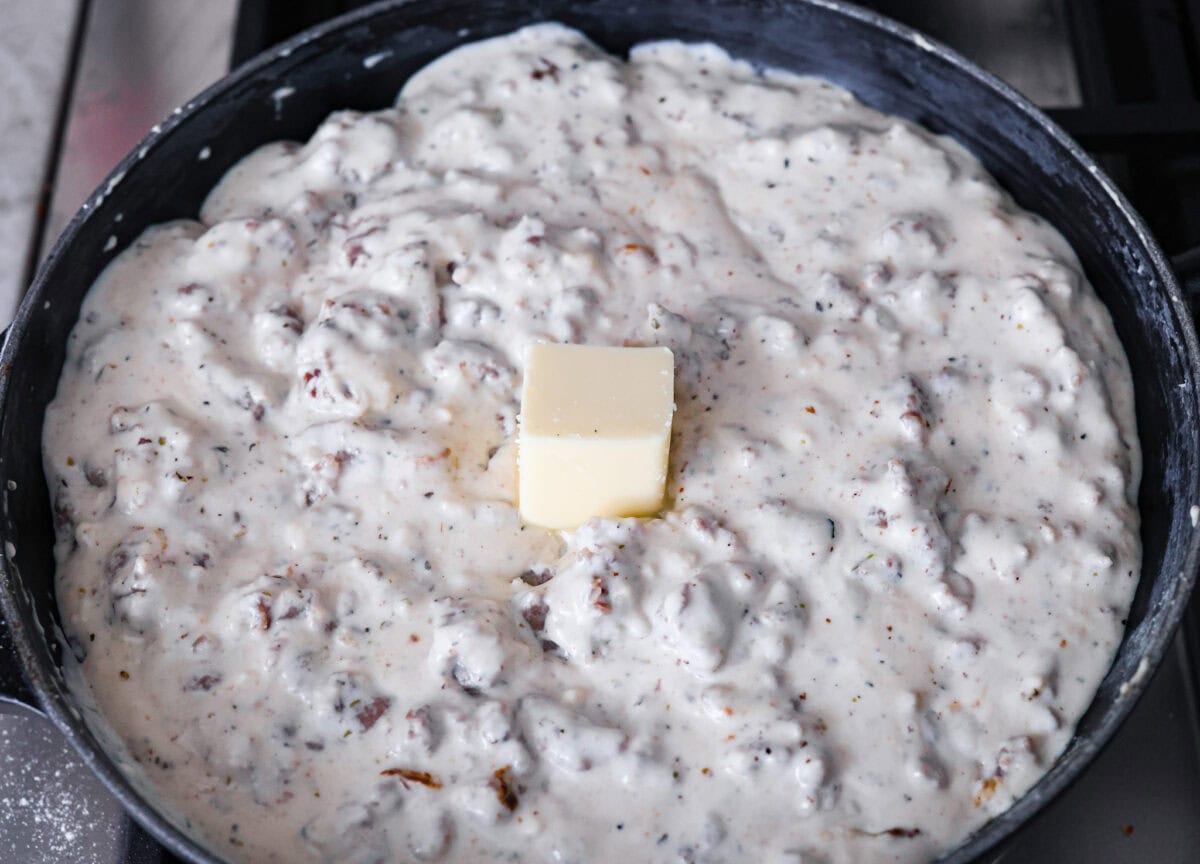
xmin=2 ymin=1 xmax=1198 ymax=861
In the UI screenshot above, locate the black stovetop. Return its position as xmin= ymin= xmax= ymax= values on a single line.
xmin=7 ymin=1 xmax=1200 ymax=862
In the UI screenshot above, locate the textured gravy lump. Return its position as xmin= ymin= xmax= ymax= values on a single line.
xmin=44 ymin=24 xmax=1141 ymax=864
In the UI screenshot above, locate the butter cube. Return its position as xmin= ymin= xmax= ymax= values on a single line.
xmin=518 ymin=343 xmax=675 ymax=529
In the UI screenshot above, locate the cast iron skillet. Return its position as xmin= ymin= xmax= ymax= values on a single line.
xmin=2 ymin=1 xmax=1198 ymax=861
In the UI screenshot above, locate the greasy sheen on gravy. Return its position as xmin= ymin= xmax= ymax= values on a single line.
xmin=43 ymin=24 xmax=1140 ymax=864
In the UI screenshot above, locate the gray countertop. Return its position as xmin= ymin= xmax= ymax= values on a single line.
xmin=0 ymin=0 xmax=80 ymax=324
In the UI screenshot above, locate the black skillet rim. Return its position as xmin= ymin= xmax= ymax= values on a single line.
xmin=1 ymin=1 xmax=1198 ymax=862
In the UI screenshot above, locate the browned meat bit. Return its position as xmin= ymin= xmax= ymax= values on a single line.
xmin=520 ymin=599 xmax=560 ymax=654
xmin=974 ymin=776 xmax=1001 ymax=807
xmin=855 ymin=826 xmax=923 ymax=840
xmin=277 ymin=603 xmax=304 ymax=622
xmin=190 ymin=633 xmax=217 ymax=655
xmin=52 ymin=493 xmax=75 ymax=535
xmin=380 ymin=768 xmax=443 ymax=789
xmin=404 ymin=705 xmax=438 ymax=754
xmin=617 ymin=242 xmax=659 ymax=262
xmin=415 ymin=447 xmax=453 ymax=466
xmin=355 ymin=696 xmax=390 ymax=731
xmin=315 ymin=449 xmax=353 ymax=479
xmin=233 ymin=389 xmax=266 ymax=421
xmin=490 ymin=765 xmax=519 ymax=811
xmin=268 ymin=302 xmax=304 ymax=334
xmin=521 ymin=601 xmax=548 ymax=633
xmin=590 ymin=575 xmax=612 ymax=613
xmin=531 ymin=57 xmax=559 ymax=81
xmin=344 ymin=224 xmax=382 ymax=266
xmin=518 ymin=566 xmax=553 ymax=586
xmin=255 ymin=596 xmax=272 ymax=630
xmin=184 ymin=674 xmax=222 ymax=692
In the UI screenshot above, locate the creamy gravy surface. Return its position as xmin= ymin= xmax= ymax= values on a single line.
xmin=44 ymin=24 xmax=1140 ymax=864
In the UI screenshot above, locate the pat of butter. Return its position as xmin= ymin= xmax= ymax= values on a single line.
xmin=518 ymin=343 xmax=675 ymax=529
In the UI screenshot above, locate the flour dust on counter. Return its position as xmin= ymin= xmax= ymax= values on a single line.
xmin=42 ymin=23 xmax=1141 ymax=864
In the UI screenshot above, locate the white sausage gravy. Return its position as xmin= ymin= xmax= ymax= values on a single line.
xmin=44 ymin=24 xmax=1141 ymax=864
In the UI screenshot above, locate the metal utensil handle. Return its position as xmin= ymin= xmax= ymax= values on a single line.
xmin=0 ymin=324 xmax=41 ymax=714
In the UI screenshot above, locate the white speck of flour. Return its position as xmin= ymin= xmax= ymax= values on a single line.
xmin=0 ymin=716 xmax=124 ymax=863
